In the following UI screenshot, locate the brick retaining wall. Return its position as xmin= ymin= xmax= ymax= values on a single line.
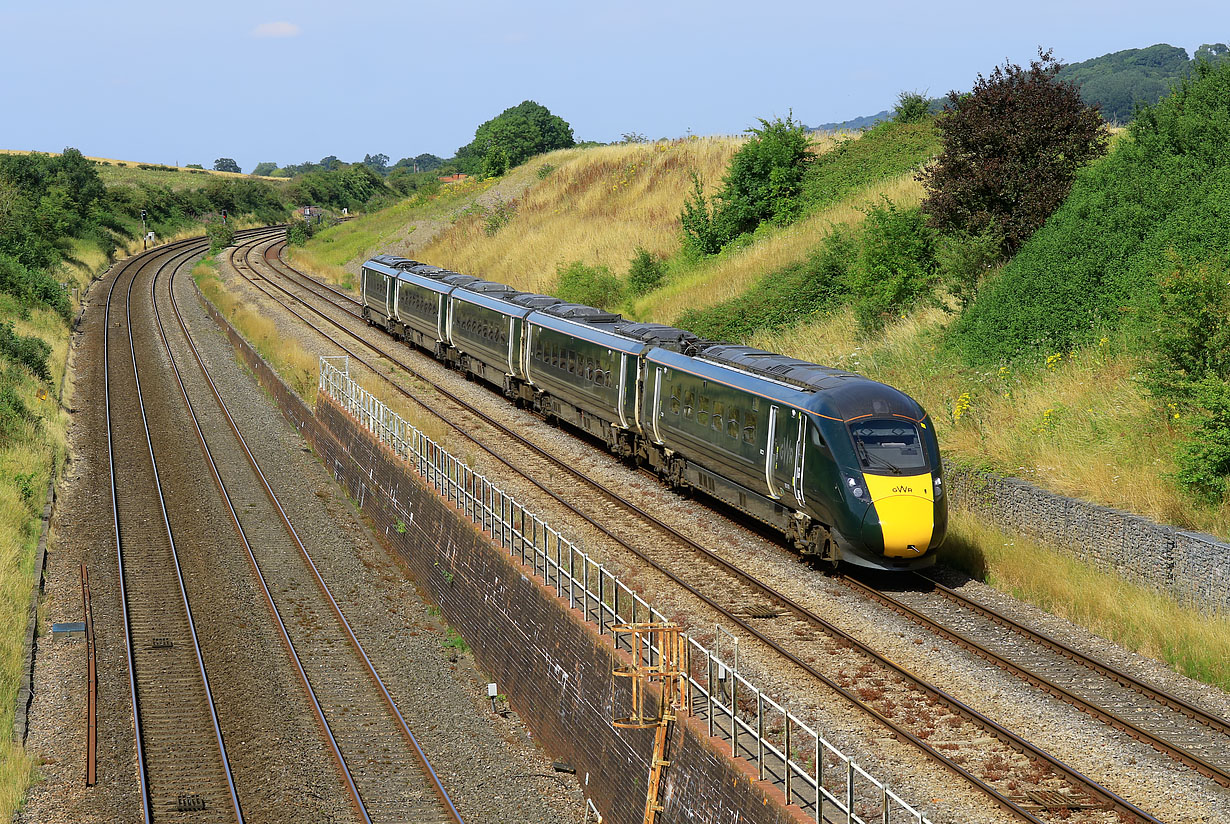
xmin=201 ymin=299 xmax=807 ymax=824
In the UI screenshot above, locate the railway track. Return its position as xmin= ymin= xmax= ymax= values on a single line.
xmin=103 ymin=235 xmax=258 ymax=823
xmin=840 ymin=571 xmax=1230 ymax=785
xmin=100 ymin=230 xmax=465 ymax=823
xmin=214 ymin=233 xmax=1199 ymax=824
xmin=159 ymin=235 xmax=464 ymax=823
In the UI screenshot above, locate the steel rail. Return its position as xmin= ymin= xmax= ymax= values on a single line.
xmin=274 ymin=236 xmax=1230 ymax=788
xmin=104 ymin=235 xmax=259 ymax=823
xmin=836 ymin=572 xmax=1230 ymax=786
xmin=231 ymin=234 xmax=1166 ymax=824
xmin=184 ymin=240 xmax=467 ymax=822
xmin=147 ymin=232 xmax=375 ymax=824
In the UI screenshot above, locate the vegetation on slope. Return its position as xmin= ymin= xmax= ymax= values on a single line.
xmin=1057 ymin=42 xmax=1229 ymax=123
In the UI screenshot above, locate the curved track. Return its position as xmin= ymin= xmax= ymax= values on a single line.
xmin=210 ymin=232 xmax=1203 ymax=824
xmin=101 ymin=231 xmax=464 ymax=823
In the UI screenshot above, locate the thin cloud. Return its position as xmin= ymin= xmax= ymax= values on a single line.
xmin=250 ymin=21 xmax=301 ymax=38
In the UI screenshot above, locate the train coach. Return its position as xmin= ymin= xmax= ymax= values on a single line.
xmin=360 ymin=255 xmax=946 ymax=570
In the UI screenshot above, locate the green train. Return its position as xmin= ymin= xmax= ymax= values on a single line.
xmin=361 ymin=255 xmax=946 ymax=570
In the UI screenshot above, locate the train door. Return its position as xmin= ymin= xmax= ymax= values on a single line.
xmin=650 ymin=366 xmax=664 ymax=444
xmin=768 ymin=406 xmax=804 ymax=502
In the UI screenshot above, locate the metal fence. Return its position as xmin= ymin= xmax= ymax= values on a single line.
xmin=319 ymin=356 xmax=934 ymax=824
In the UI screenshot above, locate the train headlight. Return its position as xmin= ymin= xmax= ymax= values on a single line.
xmin=845 ymin=475 xmax=867 ymax=501
xmin=933 ymin=476 xmax=943 ymax=499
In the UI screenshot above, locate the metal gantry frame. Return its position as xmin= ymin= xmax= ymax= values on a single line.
xmin=318 ymin=357 xmax=934 ymax=824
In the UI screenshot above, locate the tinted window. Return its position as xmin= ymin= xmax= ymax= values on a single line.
xmin=712 ymin=401 xmax=724 ymax=431
xmin=743 ymin=412 xmax=757 ymax=444
xmin=683 ymin=390 xmax=695 ymax=420
xmin=849 ymin=419 xmax=928 ymax=472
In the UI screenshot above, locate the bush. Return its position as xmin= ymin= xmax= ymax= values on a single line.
xmin=952 ymin=59 xmax=1230 ymax=363
xmin=626 ymin=247 xmax=665 ymax=295
xmin=851 ymin=200 xmax=937 ymax=333
xmin=0 ymin=369 xmax=35 ymax=446
xmin=677 ymin=227 xmax=857 ymax=341
xmin=483 ymin=197 xmax=516 ymax=235
xmin=554 ymin=261 xmax=624 ymax=311
xmin=1173 ymin=379 xmax=1230 ymax=504
xmin=206 ymin=220 xmax=235 ymax=252
xmin=0 ymin=254 xmax=70 ymax=320
xmin=536 ymin=163 xmax=556 ymax=180
xmin=0 ymin=323 xmax=51 ymax=380
xmin=935 ymin=226 xmax=1004 ymax=309
xmin=893 ymin=90 xmax=932 ymax=124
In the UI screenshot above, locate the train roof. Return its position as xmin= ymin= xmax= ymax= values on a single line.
xmin=539 ymin=303 xmax=622 ymax=323
xmin=508 ymin=294 xmax=564 ymax=310
xmin=612 ymin=321 xmax=699 ymax=353
xmin=697 ymin=344 xmax=858 ymax=392
xmin=369 ymin=254 xmax=421 ymax=271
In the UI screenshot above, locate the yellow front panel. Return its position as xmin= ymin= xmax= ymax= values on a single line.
xmin=863 ymin=473 xmax=934 ymax=558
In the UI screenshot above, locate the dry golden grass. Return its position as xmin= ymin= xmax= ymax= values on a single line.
xmin=194 ymin=263 xmax=320 ymax=400
xmin=750 ymin=307 xmax=1230 ymax=537
xmin=942 ymin=510 xmax=1230 ymax=688
xmin=634 ymin=172 xmax=922 ymax=324
xmin=419 ymin=138 xmax=753 ymax=294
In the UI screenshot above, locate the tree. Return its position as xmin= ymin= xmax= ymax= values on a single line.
xmin=362 ymin=153 xmax=389 ymax=175
xmin=213 ymin=157 xmax=241 ymax=173
xmin=893 ymin=90 xmax=932 ymax=124
xmin=919 ymin=49 xmax=1108 ymax=254
xmin=250 ymin=162 xmax=278 ymax=176
xmin=456 ymin=101 xmax=575 ymax=174
xmin=319 ymin=155 xmax=341 ymax=171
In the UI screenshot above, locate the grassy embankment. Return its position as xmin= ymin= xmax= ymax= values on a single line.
xmin=0 ymin=149 xmax=282 ymax=188
xmin=290 ymin=128 xmax=1226 ymax=687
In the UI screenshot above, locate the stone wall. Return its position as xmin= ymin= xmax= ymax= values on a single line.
xmin=947 ymin=469 xmax=1229 ymax=612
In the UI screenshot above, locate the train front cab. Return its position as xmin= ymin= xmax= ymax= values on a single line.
xmin=814 ymin=411 xmax=947 ymax=570
xmin=359 ymin=262 xmax=395 ymax=329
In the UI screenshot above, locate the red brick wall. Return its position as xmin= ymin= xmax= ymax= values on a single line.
xmin=201 ymin=297 xmax=808 ymax=824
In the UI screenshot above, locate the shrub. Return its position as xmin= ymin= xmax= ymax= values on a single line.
xmin=1173 ymin=379 xmax=1230 ymax=504
xmin=935 ymin=226 xmax=1004 ymax=309
xmin=0 ymin=369 xmax=35 ymax=446
xmin=920 ymin=48 xmax=1108 ymax=254
xmin=483 ymin=197 xmax=516 ymax=236
xmin=0 ymin=254 xmax=70 ymax=320
xmin=206 ymin=220 xmax=235 ymax=252
xmin=554 ymin=261 xmax=624 ymax=311
xmin=0 ymin=323 xmax=51 ymax=380
xmin=536 ymin=163 xmax=556 ymax=180
xmin=627 ymin=247 xmax=665 ymax=295
xmin=481 ymin=145 xmax=509 ymax=178
xmin=850 ymin=200 xmax=938 ymax=333
xmin=893 ymin=90 xmax=932 ymax=124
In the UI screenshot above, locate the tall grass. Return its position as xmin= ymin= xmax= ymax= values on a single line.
xmin=633 ymin=172 xmax=922 ymax=324
xmin=419 ymin=138 xmax=751 ymax=295
xmin=942 ymin=510 xmax=1230 ymax=689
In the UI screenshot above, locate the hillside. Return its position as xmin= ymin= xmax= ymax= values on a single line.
xmin=296 ymin=101 xmax=1227 ymax=542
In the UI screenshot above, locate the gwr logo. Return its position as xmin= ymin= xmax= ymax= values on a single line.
xmin=892 ymin=485 xmax=914 ymax=494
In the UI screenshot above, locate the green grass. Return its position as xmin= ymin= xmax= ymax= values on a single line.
xmin=941 ymin=509 xmax=1230 ymax=689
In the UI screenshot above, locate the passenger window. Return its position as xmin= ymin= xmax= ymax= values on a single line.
xmin=727 ymin=419 xmax=739 ymax=439
xmin=683 ymin=390 xmax=695 ymax=420
xmin=712 ymin=401 xmax=724 ymax=431
xmin=594 ymin=369 xmax=605 ymax=387
xmin=743 ymin=412 xmax=757 ymax=444
xmin=670 ymin=388 xmax=681 ymax=415
xmin=697 ymin=395 xmax=709 ymax=426
xmin=569 ymin=351 xmax=576 ymax=374
xmin=586 ymin=358 xmax=594 ymax=381
xmin=551 ymin=344 xmax=559 ymax=367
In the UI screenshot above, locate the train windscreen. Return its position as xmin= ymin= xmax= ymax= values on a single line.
xmin=849 ymin=419 xmax=927 ymax=474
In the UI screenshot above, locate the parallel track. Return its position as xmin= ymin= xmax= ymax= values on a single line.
xmin=104 ymin=235 xmax=257 ymax=823
xmin=217 ymin=233 xmax=1180 ymax=824
xmin=160 ymin=235 xmax=463 ymax=823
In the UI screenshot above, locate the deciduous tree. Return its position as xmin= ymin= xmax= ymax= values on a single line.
xmin=919 ymin=49 xmax=1108 ymax=254
xmin=213 ymin=157 xmax=241 ymax=173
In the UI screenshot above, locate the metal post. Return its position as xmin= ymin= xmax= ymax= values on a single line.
xmin=815 ymin=736 xmax=822 ymax=823
xmin=784 ymin=710 xmax=792 ymax=805
xmin=756 ymin=692 xmax=765 ymax=780
xmin=882 ymin=785 xmax=889 ymax=824
xmin=707 ymin=652 xmax=715 ymax=739
xmin=846 ymin=761 xmax=854 ymax=824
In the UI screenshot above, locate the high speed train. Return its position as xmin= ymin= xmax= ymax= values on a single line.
xmin=360 ymin=254 xmax=946 ymax=571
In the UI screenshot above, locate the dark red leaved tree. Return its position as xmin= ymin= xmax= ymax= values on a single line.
xmin=919 ymin=48 xmax=1109 ymax=253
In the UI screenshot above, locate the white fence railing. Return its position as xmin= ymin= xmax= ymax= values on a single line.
xmin=319 ymin=356 xmax=934 ymax=824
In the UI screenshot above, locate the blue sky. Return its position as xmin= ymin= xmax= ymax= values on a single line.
xmin=1 ymin=1 xmax=1226 ymax=172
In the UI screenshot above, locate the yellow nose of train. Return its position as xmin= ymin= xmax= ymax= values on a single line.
xmin=860 ymin=473 xmax=935 ymax=558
